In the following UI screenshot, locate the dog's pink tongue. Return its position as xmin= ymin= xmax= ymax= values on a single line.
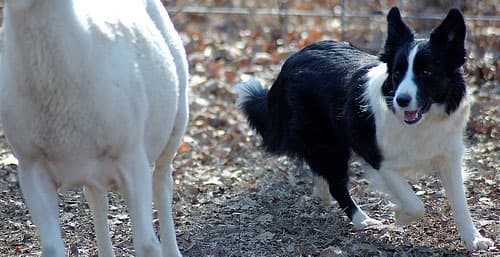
xmin=404 ymin=110 xmax=419 ymax=121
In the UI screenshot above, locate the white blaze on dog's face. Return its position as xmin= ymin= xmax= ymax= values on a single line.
xmin=390 ymin=43 xmax=434 ymax=125
xmin=392 ymin=45 xmax=427 ymax=125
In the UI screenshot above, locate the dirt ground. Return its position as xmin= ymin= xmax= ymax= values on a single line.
xmin=0 ymin=2 xmax=499 ymax=257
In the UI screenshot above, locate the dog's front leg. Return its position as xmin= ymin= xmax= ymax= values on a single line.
xmin=377 ymin=169 xmax=425 ymax=225
xmin=439 ymin=157 xmax=493 ymax=250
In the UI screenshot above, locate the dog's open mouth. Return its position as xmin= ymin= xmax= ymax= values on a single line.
xmin=403 ymin=102 xmax=431 ymax=125
xmin=403 ymin=109 xmax=423 ymax=124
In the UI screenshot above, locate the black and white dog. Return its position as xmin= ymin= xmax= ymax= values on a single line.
xmin=236 ymin=7 xmax=493 ymax=250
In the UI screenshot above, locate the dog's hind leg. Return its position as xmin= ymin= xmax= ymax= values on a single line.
xmin=305 ymin=147 xmax=380 ymax=229
xmin=325 ymin=175 xmax=381 ymax=230
xmin=312 ymin=175 xmax=333 ymax=206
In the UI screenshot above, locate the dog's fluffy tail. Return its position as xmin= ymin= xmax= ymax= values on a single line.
xmin=235 ymin=77 xmax=288 ymax=155
xmin=235 ymin=78 xmax=270 ymax=143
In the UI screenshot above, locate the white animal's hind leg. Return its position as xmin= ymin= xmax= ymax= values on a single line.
xmin=83 ymin=186 xmax=115 ymax=257
xmin=439 ymin=160 xmax=493 ymax=250
xmin=121 ymin=151 xmax=161 ymax=257
xmin=153 ymin=103 xmax=188 ymax=257
xmin=153 ymin=161 xmax=182 ymax=257
xmin=18 ymin=161 xmax=65 ymax=257
xmin=377 ymin=170 xmax=425 ymax=225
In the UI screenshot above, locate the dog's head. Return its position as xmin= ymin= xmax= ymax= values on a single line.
xmin=380 ymin=7 xmax=466 ymax=125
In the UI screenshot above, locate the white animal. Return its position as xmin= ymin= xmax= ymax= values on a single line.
xmin=0 ymin=0 xmax=188 ymax=257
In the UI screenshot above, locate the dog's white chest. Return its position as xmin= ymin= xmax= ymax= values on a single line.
xmin=375 ymin=108 xmax=465 ymax=176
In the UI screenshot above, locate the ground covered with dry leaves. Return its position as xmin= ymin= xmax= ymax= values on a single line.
xmin=0 ymin=2 xmax=499 ymax=257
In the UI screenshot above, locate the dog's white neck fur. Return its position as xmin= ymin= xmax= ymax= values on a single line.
xmin=363 ymin=62 xmax=470 ymax=178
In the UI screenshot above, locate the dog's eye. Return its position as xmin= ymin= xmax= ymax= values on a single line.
xmin=393 ymin=70 xmax=401 ymax=78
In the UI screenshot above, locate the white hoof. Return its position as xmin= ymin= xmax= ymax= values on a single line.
xmin=464 ymin=235 xmax=493 ymax=251
xmin=394 ymin=202 xmax=425 ymax=225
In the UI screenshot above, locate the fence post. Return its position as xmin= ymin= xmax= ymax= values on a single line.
xmin=225 ymin=0 xmax=234 ymax=37
xmin=341 ymin=0 xmax=345 ymax=41
xmin=279 ymin=0 xmax=289 ymax=43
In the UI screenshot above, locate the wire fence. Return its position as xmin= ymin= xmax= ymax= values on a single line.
xmin=166 ymin=0 xmax=500 ymax=43
xmin=0 ymin=1 xmax=497 ymax=54
xmin=163 ymin=0 xmax=500 ymax=56
xmin=168 ymin=3 xmax=500 ymax=21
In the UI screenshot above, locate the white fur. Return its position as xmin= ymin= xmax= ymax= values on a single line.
xmin=0 ymin=1 xmax=188 ymax=257
xmin=312 ymin=175 xmax=332 ymax=206
xmin=351 ymin=208 xmax=382 ymax=230
xmin=235 ymin=77 xmax=264 ymax=108
xmin=364 ymin=63 xmax=469 ymax=178
xmin=394 ymin=45 xmax=419 ymax=111
xmin=363 ymin=63 xmax=492 ymax=250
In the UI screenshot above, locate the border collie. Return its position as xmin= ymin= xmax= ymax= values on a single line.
xmin=236 ymin=7 xmax=493 ymax=250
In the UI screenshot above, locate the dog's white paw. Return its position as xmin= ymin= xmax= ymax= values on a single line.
xmin=351 ymin=211 xmax=382 ymax=230
xmin=354 ymin=217 xmax=382 ymax=230
xmin=464 ymin=235 xmax=493 ymax=251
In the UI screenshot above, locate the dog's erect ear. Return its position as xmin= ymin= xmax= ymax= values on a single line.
xmin=430 ymin=8 xmax=466 ymax=69
xmin=430 ymin=8 xmax=466 ymax=47
xmin=386 ymin=7 xmax=414 ymax=43
xmin=380 ymin=7 xmax=414 ymax=64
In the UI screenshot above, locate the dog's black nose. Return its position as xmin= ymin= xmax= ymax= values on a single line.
xmin=396 ymin=93 xmax=412 ymax=107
